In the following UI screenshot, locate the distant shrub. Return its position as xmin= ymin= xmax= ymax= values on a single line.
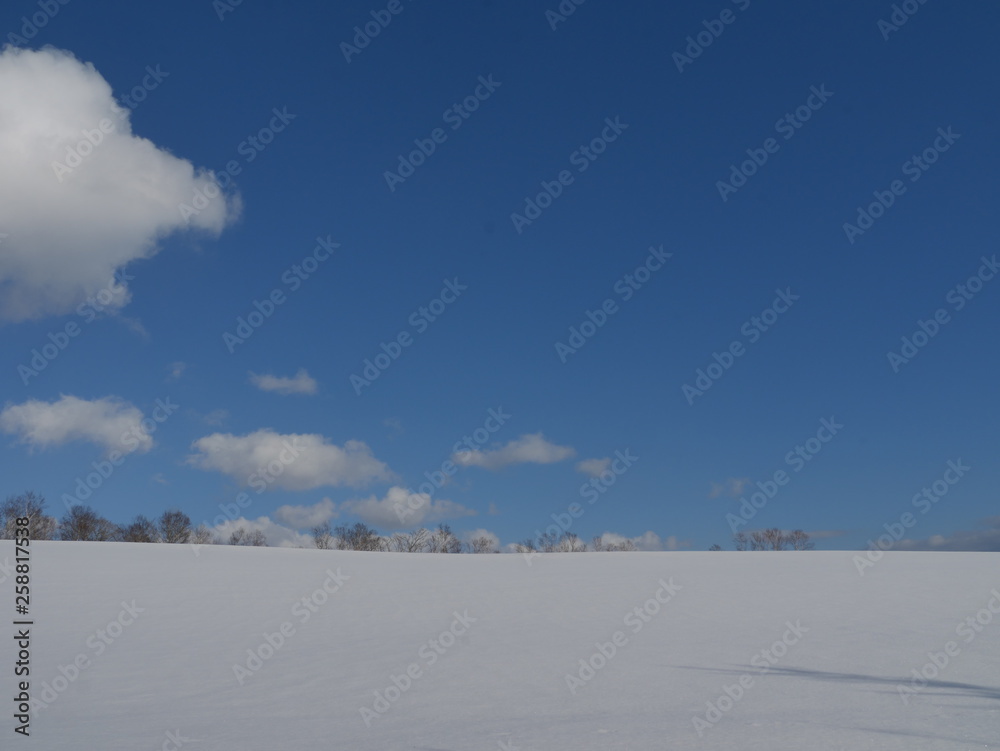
xmin=119 ymin=515 xmax=160 ymax=543
xmin=229 ymin=527 xmax=267 ymax=546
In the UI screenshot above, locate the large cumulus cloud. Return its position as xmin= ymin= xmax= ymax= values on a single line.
xmin=0 ymin=46 xmax=239 ymax=321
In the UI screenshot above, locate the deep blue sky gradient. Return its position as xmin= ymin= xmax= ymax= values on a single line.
xmin=2 ymin=0 xmax=998 ymax=550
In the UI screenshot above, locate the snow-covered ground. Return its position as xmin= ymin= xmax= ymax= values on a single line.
xmin=0 ymin=542 xmax=997 ymax=749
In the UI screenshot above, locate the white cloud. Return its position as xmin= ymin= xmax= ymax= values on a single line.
xmin=709 ymin=478 xmax=750 ymax=498
xmin=894 ymin=517 xmax=1000 ymax=552
xmin=0 ymin=47 xmax=239 ymax=322
xmin=187 ymin=429 xmax=394 ymax=490
xmin=167 ymin=361 xmax=187 ymax=381
xmin=596 ymin=531 xmax=689 ymax=552
xmin=803 ymin=529 xmax=847 ymax=541
xmin=576 ymin=457 xmax=611 ymax=478
xmin=248 ymin=368 xmax=318 ymax=395
xmin=341 ymin=486 xmax=475 ymax=530
xmin=202 ymin=409 xmax=228 ymax=426
xmin=452 ymin=432 xmax=575 ymax=471
xmin=274 ymin=498 xmax=338 ymax=529
xmin=0 ymin=394 xmax=153 ymax=454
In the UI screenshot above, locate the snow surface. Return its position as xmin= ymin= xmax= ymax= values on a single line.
xmin=0 ymin=542 xmax=997 ymax=749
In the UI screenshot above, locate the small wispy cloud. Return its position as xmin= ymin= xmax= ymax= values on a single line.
xmin=249 ymin=368 xmax=318 ymax=396
xmin=576 ymin=457 xmax=611 ymax=478
xmin=202 ymin=408 xmax=229 ymax=426
xmin=167 ymin=361 xmax=187 ymax=381
xmin=894 ymin=517 xmax=1000 ymax=552
xmin=453 ymin=433 xmax=575 ymax=471
xmin=709 ymin=477 xmax=750 ymax=499
xmin=383 ymin=417 xmax=404 ymax=438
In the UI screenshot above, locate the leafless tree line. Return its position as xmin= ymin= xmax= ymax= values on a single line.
xmin=514 ymin=531 xmax=637 ymax=553
xmin=0 ymin=492 xmax=263 ymax=547
xmin=311 ymin=521 xmax=498 ymax=554
xmin=3 ymin=491 xmax=815 ymax=554
xmin=709 ymin=528 xmax=814 ymax=551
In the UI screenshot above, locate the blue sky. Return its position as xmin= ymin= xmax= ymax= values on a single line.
xmin=0 ymin=0 xmax=997 ymax=551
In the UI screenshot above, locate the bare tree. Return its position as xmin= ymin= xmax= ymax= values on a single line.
xmin=334 ymin=522 xmax=384 ymax=552
xmin=741 ymin=528 xmax=814 ymax=551
xmin=59 ymin=505 xmax=119 ymax=541
xmin=159 ymin=509 xmax=192 ymax=544
xmin=592 ymin=535 xmax=636 ymax=551
xmin=749 ymin=529 xmax=779 ymax=550
xmin=464 ymin=534 xmax=498 ymax=554
xmin=312 ymin=521 xmax=334 ymax=550
xmin=428 ymin=524 xmax=462 ymax=553
xmin=787 ymin=529 xmax=814 ymax=550
xmin=229 ymin=527 xmax=267 ymax=546
xmin=709 ymin=543 xmax=723 ymax=551
xmin=0 ymin=491 xmax=56 ymax=540
xmin=513 ymin=538 xmax=537 ymax=554
xmin=246 ymin=529 xmax=267 ymax=547
xmin=191 ymin=524 xmax=219 ymax=546
xmin=536 ymin=530 xmax=559 ymax=552
xmin=732 ymin=532 xmax=749 ymax=551
xmin=119 ymin=515 xmax=160 ymax=542
xmin=554 ymin=532 xmax=587 ymax=552
xmin=605 ymin=539 xmax=637 ymax=552
xmin=389 ymin=528 xmax=430 ymax=553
